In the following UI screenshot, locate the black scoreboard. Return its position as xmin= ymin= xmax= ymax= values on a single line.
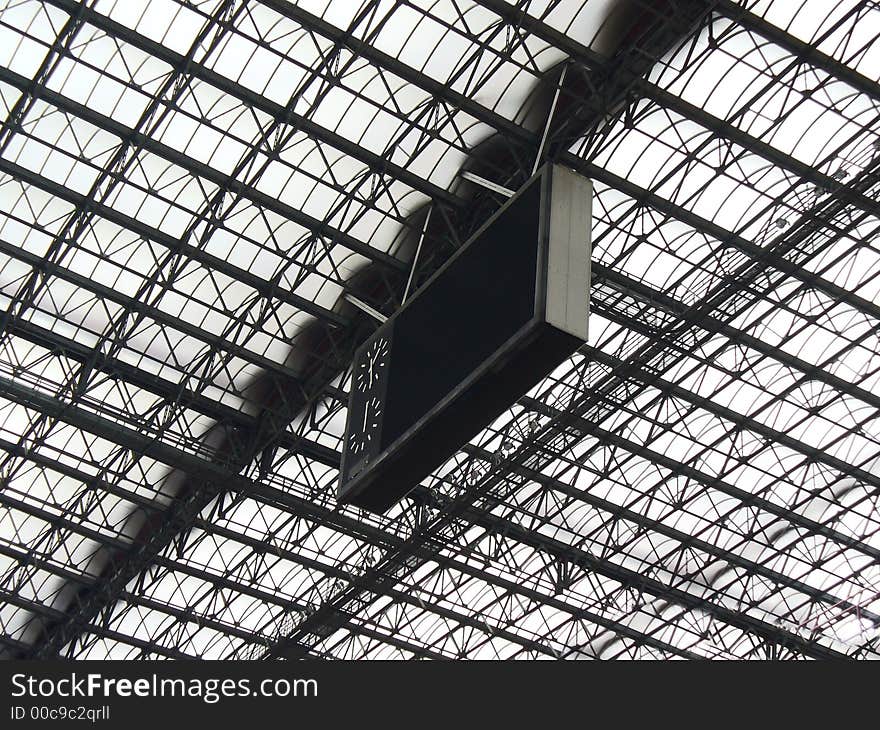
xmin=338 ymin=164 xmax=592 ymax=513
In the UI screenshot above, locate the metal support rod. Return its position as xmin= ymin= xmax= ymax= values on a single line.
xmin=402 ymin=207 xmax=432 ymax=304
xmin=533 ymin=64 xmax=568 ymax=174
xmin=344 ymin=294 xmax=388 ymax=323
xmin=460 ymin=170 xmax=515 ymax=197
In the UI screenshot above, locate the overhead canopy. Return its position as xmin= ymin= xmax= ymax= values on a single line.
xmin=0 ymin=0 xmax=878 ymax=659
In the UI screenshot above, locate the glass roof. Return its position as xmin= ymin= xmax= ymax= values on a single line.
xmin=0 ymin=0 xmax=879 ymax=660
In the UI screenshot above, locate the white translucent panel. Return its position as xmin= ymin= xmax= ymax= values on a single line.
xmin=73 ymin=635 xmax=139 ymax=659
xmin=0 ymin=0 xmax=878 ymax=662
xmin=180 ymin=77 xmax=274 ymax=138
xmin=0 ymin=25 xmax=48 ymax=79
xmin=2 ymin=134 xmax=99 ymax=195
xmin=0 ymin=0 xmax=66 ymax=44
xmin=749 ymin=0 xmax=880 ymax=85
xmin=163 ymin=112 xmax=250 ymax=177
xmin=8 ymin=468 xmax=80 ymax=510
xmin=809 ymin=243 xmax=880 ymax=303
xmin=61 ymin=245 xmax=145 ymax=299
xmin=95 ymin=0 xmax=212 ymax=56
xmin=0 ymin=80 xmax=23 ymax=125
xmin=22 ymin=103 xmax=121 ymax=165
xmin=47 ymin=58 xmax=152 ymax=129
xmin=298 ymin=0 xmax=364 ymax=30
xmin=0 ymin=254 xmax=34 ymax=296
xmin=0 ymin=401 xmax=40 ymax=446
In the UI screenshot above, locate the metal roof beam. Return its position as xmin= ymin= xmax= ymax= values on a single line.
xmin=0 ymin=428 xmax=674 ymax=660
xmin=453 ymin=503 xmax=847 ymax=660
xmin=714 ymin=0 xmax=880 ymax=103
xmin=0 ymin=378 xmax=705 ymax=660
xmin=1 ymin=228 xmax=860 ymax=656
xmin=10 ymin=91 xmax=877 ymax=407
xmin=0 ymin=401 xmax=561 ymax=659
xmin=6 ymin=0 xmax=868 ymax=656
xmin=587 ymin=345 xmax=880 ymax=494
xmin=13 ymin=401 xmax=838 ymax=661
xmin=469 ymin=0 xmax=605 ymax=69
xmin=0 ymin=480 xmax=308 ymax=620
xmin=0 ymin=376 xmax=728 ymax=655
xmin=322 ymin=473 xmax=848 ymax=660
xmin=7 ymin=221 xmax=874 ymax=542
xmin=197 ymin=518 xmax=559 ymax=660
xmin=0 ymin=634 xmax=33 ymax=657
xmin=0 ymin=497 xmax=417 ymax=659
xmin=1 ymin=315 xmax=342 ymax=468
xmin=41 ymin=0 xmax=464 ymax=211
xmin=7 ymin=162 xmax=874 ymax=427
xmin=0 ymin=585 xmax=193 ymax=659
xmin=635 ymin=80 xmax=880 ymax=222
xmin=475 ymin=0 xmax=880 ymax=229
xmin=584 ymin=166 xmax=880 ymax=327
xmin=0 ymin=541 xmax=276 ymax=651
xmin=255 ymin=0 xmax=529 ymax=144
xmin=0 ymin=479 xmax=825 ymax=661
xmin=5 ymin=209 xmax=872 ymax=636
xmin=330 ymin=624 xmax=449 ymax=660
xmin=1 ymin=160 xmax=402 ymax=305
xmin=520 ymin=395 xmax=880 ymax=566
xmin=0 ymin=537 xmax=441 ymax=660
xmin=457 ymin=441 xmax=880 ymax=627
xmin=0 ymin=157 xmax=347 ymax=328
xmin=0 ymin=228 xmax=310 ymax=389
xmin=245 ymin=1 xmax=880 ymax=328
xmin=7 ymin=247 xmax=872 ymax=546
xmin=593 ymin=262 xmax=880 ymax=413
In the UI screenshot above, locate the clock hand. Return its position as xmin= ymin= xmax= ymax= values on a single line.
xmin=362 ymin=407 xmax=368 ymax=431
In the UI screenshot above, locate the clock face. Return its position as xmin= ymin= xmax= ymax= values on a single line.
xmin=356 ymin=337 xmax=389 ymax=393
xmin=348 ymin=396 xmax=383 ymax=455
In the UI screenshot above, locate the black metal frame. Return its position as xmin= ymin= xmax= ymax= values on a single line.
xmin=0 ymin=0 xmax=878 ymax=660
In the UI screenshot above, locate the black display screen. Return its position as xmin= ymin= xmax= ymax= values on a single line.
xmin=338 ymin=165 xmax=589 ymax=513
xmin=380 ymin=181 xmax=541 ymax=451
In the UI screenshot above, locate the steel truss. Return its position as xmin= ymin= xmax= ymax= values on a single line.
xmin=0 ymin=0 xmax=878 ymax=660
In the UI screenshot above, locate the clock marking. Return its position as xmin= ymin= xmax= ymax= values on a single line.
xmin=356 ymin=337 xmax=389 ymax=392
xmin=349 ymin=396 xmax=383 ymax=455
